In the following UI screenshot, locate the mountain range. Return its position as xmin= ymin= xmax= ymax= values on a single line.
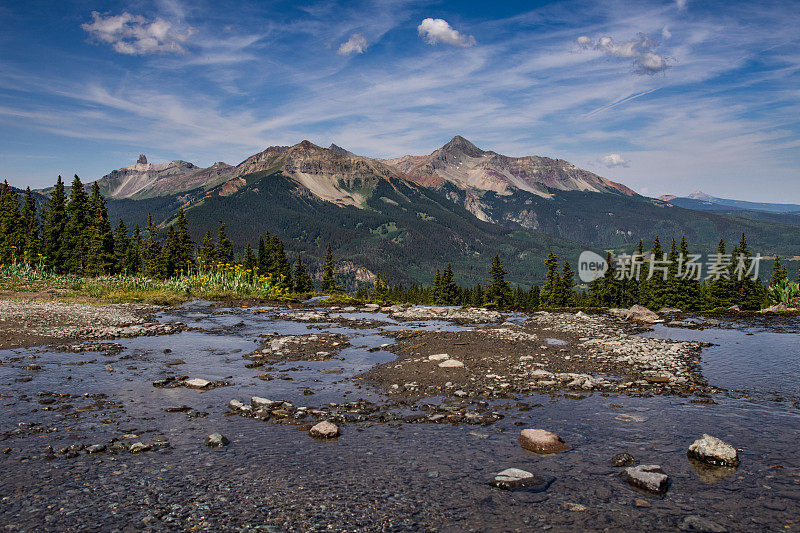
xmin=41 ymin=136 xmax=800 ymax=286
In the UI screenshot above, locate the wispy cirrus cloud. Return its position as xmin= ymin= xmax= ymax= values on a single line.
xmin=81 ymin=11 xmax=195 ymax=55
xmin=417 ymin=18 xmax=476 ymax=47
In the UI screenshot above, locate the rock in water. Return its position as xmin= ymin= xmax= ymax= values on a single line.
xmin=687 ymin=434 xmax=739 ymax=467
xmin=489 ymin=468 xmax=554 ymax=492
xmin=205 ymin=433 xmax=229 ymax=448
xmin=309 ymin=421 xmax=340 ymax=439
xmin=129 ymin=442 xmax=151 ymax=454
xmin=519 ymin=429 xmax=569 ymax=454
xmin=625 ymin=305 xmax=660 ymax=323
xmin=185 ymin=378 xmax=212 ymax=389
xmin=620 ymin=464 xmax=669 ymax=494
xmin=612 ymin=453 xmax=635 ymax=467
xmin=678 ymin=515 xmax=727 ymax=532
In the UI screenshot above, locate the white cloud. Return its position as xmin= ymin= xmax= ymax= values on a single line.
xmin=82 ymin=11 xmax=194 ymax=55
xmin=337 ymin=33 xmax=368 ymax=55
xmin=661 ymin=26 xmax=672 ymax=39
xmin=578 ymin=33 xmax=670 ymax=75
xmin=676 ymin=0 xmax=688 ymax=10
xmin=601 ymin=153 xmax=629 ymax=168
xmin=417 ymin=18 xmax=476 ymax=47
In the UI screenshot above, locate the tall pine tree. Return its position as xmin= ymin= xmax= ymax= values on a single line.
xmin=41 ymin=176 xmax=68 ymax=271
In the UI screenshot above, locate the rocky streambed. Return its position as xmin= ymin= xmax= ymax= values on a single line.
xmin=0 ymin=299 xmax=799 ymax=531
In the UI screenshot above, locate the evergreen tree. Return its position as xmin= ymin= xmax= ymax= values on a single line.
xmin=433 ymin=268 xmax=443 ymax=303
xmin=215 ymin=220 xmax=233 ymax=264
xmin=293 ymin=255 xmax=314 ymax=292
xmin=320 ymin=244 xmax=338 ymax=293
xmin=589 ymin=251 xmax=619 ymax=307
xmin=85 ymin=182 xmax=115 ymax=276
xmin=676 ymin=236 xmax=702 ymax=311
xmin=41 ymin=176 xmax=68 ymax=271
xmin=113 ymin=220 xmax=130 ymax=273
xmin=541 ymin=252 xmax=561 ymax=307
xmin=440 ymin=264 xmax=459 ymax=304
xmin=485 ymin=254 xmax=511 ymax=308
xmin=660 ymin=239 xmax=682 ymax=309
xmin=270 ymin=235 xmax=292 ymax=289
xmin=558 ymin=261 xmax=575 ymax=307
xmin=142 ymin=213 xmax=163 ymax=278
xmin=0 ymin=181 xmax=21 ymax=263
xmin=174 ymin=208 xmax=193 ymax=273
xmin=730 ymin=233 xmax=763 ymax=310
xmin=371 ymin=275 xmax=389 ymax=302
xmin=242 ymin=244 xmax=257 ymax=281
xmin=199 ymin=231 xmax=216 ymax=268
xmin=526 ymin=285 xmax=540 ymax=308
xmin=20 ymin=187 xmax=39 ymax=261
xmin=257 ymin=234 xmax=270 ymax=272
xmin=771 ymin=256 xmax=788 ymax=286
xmin=706 ymin=239 xmax=733 ymax=309
xmin=125 ymin=225 xmax=143 ymax=274
xmin=640 ymin=237 xmax=665 ymax=309
xmin=62 ymin=175 xmax=91 ymax=274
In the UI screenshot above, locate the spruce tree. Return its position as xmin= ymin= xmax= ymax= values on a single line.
xmin=440 ymin=264 xmax=459 ymax=304
xmin=257 ymin=234 xmax=270 ymax=272
xmin=731 ymin=233 xmax=763 ymax=310
xmin=174 ymin=208 xmax=193 ymax=273
xmin=242 ymin=244 xmax=257 ymax=281
xmin=320 ymin=244 xmax=337 ymax=293
xmin=485 ymin=254 xmax=511 ymax=308
xmin=271 ymin=235 xmax=292 ymax=289
xmin=527 ymin=285 xmax=540 ymax=308
xmin=677 ymin=236 xmax=702 ymax=311
xmin=41 ymin=176 xmax=68 ymax=271
xmin=142 ymin=213 xmax=163 ymax=278
xmin=85 ymin=182 xmax=115 ymax=276
xmin=125 ymin=225 xmax=143 ymax=274
xmin=559 ymin=261 xmax=575 ymax=307
xmin=771 ymin=256 xmax=788 ymax=286
xmin=20 ymin=187 xmax=39 ymax=261
xmin=293 ymin=255 xmax=314 ymax=292
xmin=215 ymin=220 xmax=233 ymax=264
xmin=199 ymin=231 xmax=216 ymax=268
xmin=113 ymin=220 xmax=130 ymax=273
xmin=541 ymin=252 xmax=561 ymax=308
xmin=0 ymin=181 xmax=21 ymax=263
xmin=62 ymin=175 xmax=91 ymax=274
xmin=706 ymin=239 xmax=733 ymax=309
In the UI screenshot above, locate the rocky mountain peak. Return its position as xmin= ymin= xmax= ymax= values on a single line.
xmin=440 ymin=135 xmax=485 ymax=158
xmin=137 ymin=154 xmax=148 ymax=165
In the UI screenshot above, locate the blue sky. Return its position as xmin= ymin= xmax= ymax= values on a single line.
xmin=0 ymin=0 xmax=798 ymax=201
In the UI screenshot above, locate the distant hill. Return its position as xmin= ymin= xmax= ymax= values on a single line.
xmin=659 ymin=191 xmax=800 ymax=215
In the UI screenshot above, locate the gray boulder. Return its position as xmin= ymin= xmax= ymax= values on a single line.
xmin=620 ymin=464 xmax=669 ymax=494
xmin=687 ymin=434 xmax=739 ymax=467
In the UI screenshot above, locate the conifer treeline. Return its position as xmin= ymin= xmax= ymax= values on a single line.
xmin=0 ymin=176 xmax=315 ymax=291
xmin=368 ymin=236 xmax=787 ymax=311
